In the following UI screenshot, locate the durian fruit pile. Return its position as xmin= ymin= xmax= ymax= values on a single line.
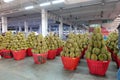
xmin=26 ymin=32 xmax=36 ymax=48
xmin=53 ymin=34 xmax=64 ymax=48
xmin=105 ymin=32 xmax=119 ymax=54
xmin=45 ymin=33 xmax=58 ymax=50
xmin=10 ymin=32 xmax=27 ymax=51
xmin=0 ymin=31 xmax=13 ymax=50
xmin=85 ymin=27 xmax=111 ymax=61
xmin=77 ymin=33 xmax=89 ymax=51
xmin=0 ymin=34 xmax=4 ymax=49
xmin=82 ymin=33 xmax=89 ymax=47
xmin=61 ymin=33 xmax=81 ymax=58
xmin=32 ymin=34 xmax=48 ymax=54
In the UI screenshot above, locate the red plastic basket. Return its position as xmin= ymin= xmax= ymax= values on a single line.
xmin=61 ymin=56 xmax=80 ymax=71
xmin=115 ymin=57 xmax=120 ymax=68
xmin=56 ymin=47 xmax=63 ymax=56
xmin=0 ymin=50 xmax=3 ymax=56
xmin=33 ymin=52 xmax=48 ymax=64
xmin=107 ymin=47 xmax=113 ymax=53
xmin=80 ymin=47 xmax=88 ymax=58
xmin=0 ymin=49 xmax=5 ymax=57
xmin=47 ymin=49 xmax=57 ymax=59
xmin=26 ymin=48 xmax=33 ymax=56
xmin=12 ymin=50 xmax=26 ymax=60
xmin=2 ymin=49 xmax=13 ymax=59
xmin=111 ymin=52 xmax=117 ymax=61
xmin=86 ymin=59 xmax=110 ymax=76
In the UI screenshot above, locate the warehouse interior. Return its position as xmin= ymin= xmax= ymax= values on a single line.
xmin=0 ymin=0 xmax=120 ymax=80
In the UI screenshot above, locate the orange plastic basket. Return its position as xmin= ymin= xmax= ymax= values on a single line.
xmin=27 ymin=48 xmax=33 ymax=56
xmin=56 ymin=47 xmax=63 ymax=56
xmin=87 ymin=59 xmax=110 ymax=76
xmin=33 ymin=52 xmax=48 ymax=64
xmin=2 ymin=49 xmax=13 ymax=59
xmin=12 ymin=50 xmax=26 ymax=60
xmin=61 ymin=56 xmax=80 ymax=71
xmin=47 ymin=49 xmax=57 ymax=59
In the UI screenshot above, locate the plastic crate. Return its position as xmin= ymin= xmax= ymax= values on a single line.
xmin=61 ymin=56 xmax=80 ymax=71
xmin=33 ymin=52 xmax=48 ymax=64
xmin=87 ymin=59 xmax=110 ymax=76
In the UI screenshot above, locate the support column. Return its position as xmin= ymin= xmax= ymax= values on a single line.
xmin=41 ymin=9 xmax=48 ymax=37
xmin=38 ymin=24 xmax=41 ymax=34
xmin=74 ymin=26 xmax=77 ymax=33
xmin=1 ymin=16 xmax=7 ymax=33
xmin=16 ymin=27 xmax=18 ymax=33
xmin=59 ymin=19 xmax=63 ymax=39
xmin=30 ymin=27 xmax=32 ymax=32
xmin=19 ymin=26 xmax=22 ymax=32
xmin=0 ymin=24 xmax=2 ymax=33
xmin=69 ymin=24 xmax=72 ymax=32
xmin=24 ymin=21 xmax=28 ymax=33
xmin=48 ymin=25 xmax=51 ymax=32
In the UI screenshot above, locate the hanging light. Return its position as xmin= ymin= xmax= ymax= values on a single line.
xmin=40 ymin=2 xmax=51 ymax=7
xmin=52 ymin=0 xmax=65 ymax=4
xmin=25 ymin=6 xmax=34 ymax=10
xmin=3 ymin=0 xmax=14 ymax=3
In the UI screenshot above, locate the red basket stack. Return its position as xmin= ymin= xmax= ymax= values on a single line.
xmin=33 ymin=52 xmax=48 ymax=64
xmin=56 ymin=47 xmax=63 ymax=56
xmin=87 ymin=59 xmax=110 ymax=76
xmin=1 ymin=49 xmax=13 ymax=59
xmin=107 ymin=47 xmax=120 ymax=68
xmin=115 ymin=57 xmax=120 ymax=68
xmin=61 ymin=56 xmax=80 ymax=71
xmin=12 ymin=49 xmax=26 ymax=60
xmin=111 ymin=52 xmax=117 ymax=62
xmin=47 ymin=49 xmax=57 ymax=59
xmin=26 ymin=48 xmax=33 ymax=56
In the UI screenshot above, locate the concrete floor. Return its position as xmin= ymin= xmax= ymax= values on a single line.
xmin=0 ymin=57 xmax=118 ymax=80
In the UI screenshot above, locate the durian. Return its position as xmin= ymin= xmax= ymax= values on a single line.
xmin=85 ymin=27 xmax=111 ymax=61
xmin=60 ymin=33 xmax=80 ymax=58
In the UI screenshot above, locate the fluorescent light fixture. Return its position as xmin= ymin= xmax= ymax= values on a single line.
xmin=25 ymin=6 xmax=34 ymax=10
xmin=52 ymin=0 xmax=64 ymax=4
xmin=4 ymin=0 xmax=13 ymax=3
xmin=40 ymin=2 xmax=51 ymax=7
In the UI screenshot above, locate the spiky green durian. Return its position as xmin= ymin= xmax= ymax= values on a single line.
xmin=32 ymin=34 xmax=48 ymax=54
xmin=61 ymin=34 xmax=81 ymax=58
xmin=91 ymin=54 xmax=98 ymax=60
xmin=85 ymin=51 xmax=91 ymax=59
xmin=98 ymin=54 xmax=107 ymax=61
xmin=10 ymin=32 xmax=27 ymax=51
xmin=26 ymin=32 xmax=36 ymax=48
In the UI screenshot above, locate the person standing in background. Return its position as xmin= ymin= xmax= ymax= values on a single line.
xmin=117 ymin=24 xmax=120 ymax=80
